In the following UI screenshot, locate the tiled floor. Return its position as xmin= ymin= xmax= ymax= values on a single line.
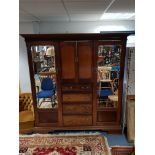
xmin=101 ymin=132 xmax=132 ymax=147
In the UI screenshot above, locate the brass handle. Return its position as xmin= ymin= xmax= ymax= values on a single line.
xmin=81 ymin=86 xmax=89 ymax=89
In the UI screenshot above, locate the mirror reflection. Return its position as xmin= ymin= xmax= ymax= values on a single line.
xmin=97 ymin=45 xmax=120 ymax=108
xmin=31 ymin=45 xmax=58 ymax=109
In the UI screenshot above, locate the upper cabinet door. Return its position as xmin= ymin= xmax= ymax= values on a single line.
xmin=77 ymin=41 xmax=93 ymax=81
xmin=60 ymin=42 xmax=76 ymax=82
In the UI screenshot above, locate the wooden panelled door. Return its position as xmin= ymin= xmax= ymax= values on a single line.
xmin=60 ymin=42 xmax=76 ymax=82
xmin=60 ymin=41 xmax=93 ymax=83
xmin=78 ymin=41 xmax=93 ymax=82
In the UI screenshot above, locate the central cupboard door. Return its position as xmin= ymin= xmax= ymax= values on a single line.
xmin=60 ymin=41 xmax=93 ymax=83
xmin=60 ymin=42 xmax=76 ymax=82
xmin=78 ymin=41 xmax=93 ymax=82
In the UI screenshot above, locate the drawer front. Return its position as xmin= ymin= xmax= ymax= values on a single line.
xmin=63 ymin=115 xmax=92 ymax=126
xmin=62 ymin=84 xmax=91 ymax=91
xmin=62 ymin=94 xmax=92 ymax=102
xmin=63 ymin=103 xmax=92 ymax=114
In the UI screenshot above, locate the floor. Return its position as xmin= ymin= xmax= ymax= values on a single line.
xmin=101 ymin=132 xmax=131 ymax=147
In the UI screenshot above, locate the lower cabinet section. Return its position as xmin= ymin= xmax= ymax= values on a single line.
xmin=37 ymin=110 xmax=58 ymax=124
xmin=111 ymin=146 xmax=135 ymax=155
xmin=97 ymin=111 xmax=117 ymax=122
xmin=63 ymin=115 xmax=92 ymax=126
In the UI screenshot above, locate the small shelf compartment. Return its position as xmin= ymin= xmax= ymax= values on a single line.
xmin=97 ymin=111 xmax=117 ymax=122
xmin=37 ymin=109 xmax=58 ymax=124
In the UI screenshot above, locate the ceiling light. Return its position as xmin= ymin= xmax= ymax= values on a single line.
xmin=100 ymin=13 xmax=135 ymax=20
xmin=94 ymin=26 xmax=127 ymax=33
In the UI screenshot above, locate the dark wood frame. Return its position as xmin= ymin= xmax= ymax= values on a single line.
xmin=21 ymin=32 xmax=134 ymax=133
xmin=94 ymin=40 xmax=123 ymax=125
xmin=111 ymin=146 xmax=135 ymax=155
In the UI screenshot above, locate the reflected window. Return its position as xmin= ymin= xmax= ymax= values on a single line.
xmin=31 ymin=45 xmax=58 ymax=109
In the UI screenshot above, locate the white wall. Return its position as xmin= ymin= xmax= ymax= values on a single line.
xmin=19 ymin=22 xmax=34 ymax=34
xmin=19 ymin=36 xmax=31 ymax=92
xmin=19 ymin=22 xmax=34 ymax=93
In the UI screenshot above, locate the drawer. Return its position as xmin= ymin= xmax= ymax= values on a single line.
xmin=63 ymin=103 xmax=92 ymax=114
xmin=62 ymin=94 xmax=92 ymax=102
xmin=62 ymin=85 xmax=76 ymax=91
xmin=62 ymin=84 xmax=91 ymax=91
xmin=63 ymin=115 xmax=92 ymax=126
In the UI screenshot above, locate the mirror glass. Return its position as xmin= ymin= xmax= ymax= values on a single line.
xmin=97 ymin=44 xmax=121 ymax=108
xmin=31 ymin=45 xmax=58 ymax=109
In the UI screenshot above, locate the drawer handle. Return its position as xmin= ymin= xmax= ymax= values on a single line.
xmin=81 ymin=86 xmax=89 ymax=89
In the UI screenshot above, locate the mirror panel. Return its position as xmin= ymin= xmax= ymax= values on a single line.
xmin=97 ymin=44 xmax=121 ymax=108
xmin=31 ymin=45 xmax=58 ymax=109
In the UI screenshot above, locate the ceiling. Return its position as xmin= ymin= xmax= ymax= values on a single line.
xmin=19 ymin=0 xmax=135 ymax=22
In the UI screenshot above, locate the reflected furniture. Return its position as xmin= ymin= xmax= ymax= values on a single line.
xmin=108 ymin=95 xmax=118 ymax=108
xmin=39 ymin=70 xmax=56 ymax=83
xmin=107 ymin=78 xmax=119 ymax=107
xmin=98 ymin=66 xmax=111 ymax=80
xmin=36 ymin=77 xmax=56 ymax=107
xmin=98 ymin=79 xmax=113 ymax=107
xmin=19 ymin=93 xmax=34 ymax=133
xmin=111 ymin=78 xmax=119 ymax=94
xmin=21 ymin=32 xmax=134 ymax=133
xmin=111 ymin=66 xmax=120 ymax=79
xmin=33 ymin=59 xmax=43 ymax=74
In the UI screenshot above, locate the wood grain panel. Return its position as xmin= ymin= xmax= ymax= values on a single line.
xmin=62 ymin=84 xmax=92 ymax=91
xmin=78 ymin=42 xmax=92 ymax=79
xmin=62 ymin=93 xmax=92 ymax=102
xmin=97 ymin=111 xmax=117 ymax=122
xmin=111 ymin=146 xmax=135 ymax=155
xmin=38 ymin=111 xmax=58 ymax=124
xmin=63 ymin=103 xmax=92 ymax=114
xmin=60 ymin=42 xmax=76 ymax=80
xmin=63 ymin=115 xmax=92 ymax=126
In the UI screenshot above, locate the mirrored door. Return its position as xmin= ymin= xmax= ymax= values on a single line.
xmin=31 ymin=45 xmax=58 ymax=109
xmin=97 ymin=44 xmax=121 ymax=109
